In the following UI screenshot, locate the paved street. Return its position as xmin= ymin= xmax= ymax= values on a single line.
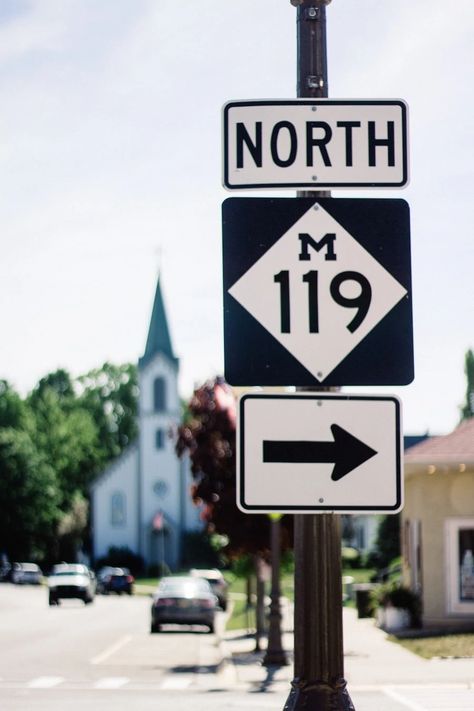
xmin=2 ymin=583 xmax=474 ymax=710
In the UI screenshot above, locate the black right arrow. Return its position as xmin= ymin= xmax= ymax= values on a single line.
xmin=262 ymin=424 xmax=377 ymax=481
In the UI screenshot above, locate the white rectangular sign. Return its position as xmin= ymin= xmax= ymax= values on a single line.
xmin=223 ymin=99 xmax=409 ymax=190
xmin=237 ymin=392 xmax=403 ymax=513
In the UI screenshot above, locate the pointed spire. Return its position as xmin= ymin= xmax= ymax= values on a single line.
xmin=139 ymin=275 xmax=178 ymax=369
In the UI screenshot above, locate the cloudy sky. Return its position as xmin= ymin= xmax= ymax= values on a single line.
xmin=0 ymin=0 xmax=473 ymax=435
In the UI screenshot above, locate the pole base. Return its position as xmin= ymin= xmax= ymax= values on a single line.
xmin=283 ymin=677 xmax=355 ymax=711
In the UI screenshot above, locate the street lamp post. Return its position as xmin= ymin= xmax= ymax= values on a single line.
xmin=283 ymin=2 xmax=356 ymax=710
xmin=263 ymin=515 xmax=289 ymax=667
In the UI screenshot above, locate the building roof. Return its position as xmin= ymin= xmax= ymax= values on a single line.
xmin=405 ymin=417 xmax=474 ymax=466
xmin=139 ymin=276 xmax=178 ymax=369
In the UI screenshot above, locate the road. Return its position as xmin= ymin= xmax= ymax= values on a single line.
xmin=2 ymin=583 xmax=474 ymax=710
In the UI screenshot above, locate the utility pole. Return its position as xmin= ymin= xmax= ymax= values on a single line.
xmin=284 ymin=2 xmax=355 ymax=710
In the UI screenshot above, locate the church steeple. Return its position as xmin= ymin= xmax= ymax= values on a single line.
xmin=139 ymin=275 xmax=178 ymax=369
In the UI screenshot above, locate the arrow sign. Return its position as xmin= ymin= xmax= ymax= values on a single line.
xmin=262 ymin=424 xmax=378 ymax=481
xmin=237 ymin=393 xmax=403 ymax=514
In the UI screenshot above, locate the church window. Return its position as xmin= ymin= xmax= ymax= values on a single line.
xmin=153 ymin=377 xmax=166 ymax=412
xmin=156 ymin=428 xmax=165 ymax=450
xmin=111 ymin=491 xmax=126 ymax=527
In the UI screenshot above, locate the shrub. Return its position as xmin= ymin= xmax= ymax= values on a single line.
xmin=371 ymin=582 xmax=422 ymax=627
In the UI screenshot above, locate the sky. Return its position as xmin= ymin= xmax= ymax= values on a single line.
xmin=0 ymin=0 xmax=473 ymax=436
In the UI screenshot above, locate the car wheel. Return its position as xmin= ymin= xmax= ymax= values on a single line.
xmin=150 ymin=623 xmax=160 ymax=633
xmin=207 ymin=623 xmax=215 ymax=634
xmin=48 ymin=595 xmax=57 ymax=606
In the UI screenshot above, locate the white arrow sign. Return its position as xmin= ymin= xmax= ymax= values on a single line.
xmin=228 ymin=202 xmax=408 ymax=382
xmin=237 ymin=393 xmax=403 ymax=513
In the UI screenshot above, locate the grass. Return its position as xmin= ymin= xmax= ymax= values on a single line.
xmin=392 ymin=633 xmax=474 ymax=659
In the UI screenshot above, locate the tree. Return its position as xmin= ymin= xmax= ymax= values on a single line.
xmin=460 ymin=348 xmax=474 ymax=421
xmin=176 ymin=377 xmax=293 ymax=650
xmin=77 ymin=362 xmax=139 ymax=461
xmin=0 ymin=428 xmax=61 ymax=561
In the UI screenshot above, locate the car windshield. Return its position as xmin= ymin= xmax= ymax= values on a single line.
xmin=157 ymin=577 xmax=210 ymax=596
xmin=52 ymin=565 xmax=87 ymax=576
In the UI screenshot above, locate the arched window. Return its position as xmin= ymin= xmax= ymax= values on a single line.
xmin=111 ymin=491 xmax=126 ymax=526
xmin=153 ymin=377 xmax=166 ymax=412
xmin=156 ymin=428 xmax=165 ymax=450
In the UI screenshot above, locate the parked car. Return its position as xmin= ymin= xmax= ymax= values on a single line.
xmin=0 ymin=562 xmax=12 ymax=582
xmin=47 ymin=563 xmax=96 ymax=605
xmin=11 ymin=562 xmax=43 ymax=585
xmin=189 ymin=568 xmax=228 ymax=610
xmin=96 ymin=566 xmax=134 ymax=595
xmin=150 ymin=576 xmax=218 ymax=633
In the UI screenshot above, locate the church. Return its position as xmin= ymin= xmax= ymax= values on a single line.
xmin=91 ymin=276 xmax=201 ymax=571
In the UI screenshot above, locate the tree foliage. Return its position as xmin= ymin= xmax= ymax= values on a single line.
xmin=460 ymin=348 xmax=474 ymax=421
xmin=0 ymin=363 xmax=138 ymax=563
xmin=175 ymin=377 xmax=292 ymax=560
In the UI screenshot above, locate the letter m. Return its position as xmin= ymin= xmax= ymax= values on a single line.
xmin=298 ymin=232 xmax=337 ymax=261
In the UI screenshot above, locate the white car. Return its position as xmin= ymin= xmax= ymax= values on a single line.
xmin=47 ymin=564 xmax=96 ymax=606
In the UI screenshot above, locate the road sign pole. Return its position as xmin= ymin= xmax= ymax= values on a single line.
xmin=284 ymin=2 xmax=355 ymax=710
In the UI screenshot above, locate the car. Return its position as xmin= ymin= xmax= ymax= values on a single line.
xmin=150 ymin=576 xmax=218 ymax=634
xmin=47 ymin=563 xmax=96 ymax=606
xmin=189 ymin=568 xmax=228 ymax=610
xmin=96 ymin=566 xmax=134 ymax=595
xmin=11 ymin=562 xmax=43 ymax=585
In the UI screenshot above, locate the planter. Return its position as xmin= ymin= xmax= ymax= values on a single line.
xmin=377 ymin=605 xmax=411 ymax=632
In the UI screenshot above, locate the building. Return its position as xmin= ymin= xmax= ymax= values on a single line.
xmin=91 ymin=276 xmax=201 ymax=571
xmin=403 ymin=418 xmax=474 ymax=630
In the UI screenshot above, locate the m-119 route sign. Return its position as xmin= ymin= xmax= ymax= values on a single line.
xmin=237 ymin=393 xmax=403 ymax=514
xmin=222 ymin=197 xmax=413 ymax=386
xmin=223 ymin=99 xmax=409 ymax=189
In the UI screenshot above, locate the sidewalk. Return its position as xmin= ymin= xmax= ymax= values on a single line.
xmin=220 ymin=602 xmax=474 ymax=692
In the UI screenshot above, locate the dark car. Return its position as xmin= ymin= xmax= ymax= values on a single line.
xmin=150 ymin=576 xmax=218 ymax=634
xmin=189 ymin=568 xmax=228 ymax=611
xmin=96 ymin=567 xmax=134 ymax=595
xmin=47 ymin=563 xmax=96 ymax=605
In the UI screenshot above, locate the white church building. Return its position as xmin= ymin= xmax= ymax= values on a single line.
xmin=91 ymin=276 xmax=201 ymax=571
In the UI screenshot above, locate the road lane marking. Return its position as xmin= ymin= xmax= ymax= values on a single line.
xmin=94 ymin=677 xmax=129 ymax=689
xmin=383 ymin=687 xmax=428 ymax=710
xmin=160 ymin=675 xmax=194 ymax=689
xmin=27 ymin=677 xmax=64 ymax=689
xmin=90 ymin=634 xmax=132 ymax=665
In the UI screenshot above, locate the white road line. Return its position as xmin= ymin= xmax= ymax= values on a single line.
xmin=94 ymin=676 xmax=129 ymax=689
xmin=27 ymin=676 xmax=64 ymax=689
xmin=383 ymin=687 xmax=427 ymax=711
xmin=90 ymin=634 xmax=133 ymax=665
xmin=160 ymin=675 xmax=194 ymax=690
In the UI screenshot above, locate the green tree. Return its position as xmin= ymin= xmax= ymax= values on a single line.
xmin=460 ymin=348 xmax=474 ymax=421
xmin=0 ymin=428 xmax=61 ymax=561
xmin=0 ymin=380 xmax=30 ymax=430
xmin=77 ymin=362 xmax=138 ymax=461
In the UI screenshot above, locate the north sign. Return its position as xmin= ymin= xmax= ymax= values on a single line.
xmin=222 ymin=197 xmax=413 ymax=386
xmin=223 ymin=99 xmax=409 ymax=189
xmin=237 ymin=393 xmax=403 ymax=514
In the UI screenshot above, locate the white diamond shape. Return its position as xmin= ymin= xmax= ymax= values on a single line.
xmin=228 ymin=203 xmax=407 ymax=381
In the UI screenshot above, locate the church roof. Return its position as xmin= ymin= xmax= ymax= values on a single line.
xmin=139 ymin=276 xmax=178 ymax=369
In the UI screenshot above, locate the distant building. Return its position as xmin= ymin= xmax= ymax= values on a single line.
xmin=404 ymin=418 xmax=474 ymax=629
xmin=91 ymin=276 xmax=201 ymax=571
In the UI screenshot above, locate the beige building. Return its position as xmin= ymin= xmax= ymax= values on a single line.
xmin=403 ymin=418 xmax=474 ymax=630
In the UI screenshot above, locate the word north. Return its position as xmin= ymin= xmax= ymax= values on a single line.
xmin=223 ymin=99 xmax=408 ymax=189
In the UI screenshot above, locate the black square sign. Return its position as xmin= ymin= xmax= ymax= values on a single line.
xmin=222 ymin=197 xmax=413 ymax=386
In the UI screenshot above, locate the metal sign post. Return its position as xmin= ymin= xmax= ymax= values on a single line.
xmin=284 ymin=2 xmax=356 ymax=710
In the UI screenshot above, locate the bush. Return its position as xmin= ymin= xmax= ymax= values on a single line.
xmin=342 ymin=546 xmax=361 ymax=569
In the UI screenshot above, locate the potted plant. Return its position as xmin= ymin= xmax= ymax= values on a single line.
xmin=371 ymin=582 xmax=421 ymax=632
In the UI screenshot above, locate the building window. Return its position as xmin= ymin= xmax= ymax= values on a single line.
xmin=446 ymin=518 xmax=474 ymax=614
xmin=156 ymin=428 xmax=165 ymax=450
xmin=111 ymin=491 xmax=126 ymax=527
xmin=153 ymin=377 xmax=166 ymax=412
